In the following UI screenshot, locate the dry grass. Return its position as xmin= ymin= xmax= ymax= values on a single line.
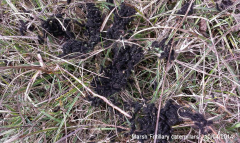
xmin=0 ymin=0 xmax=240 ymax=142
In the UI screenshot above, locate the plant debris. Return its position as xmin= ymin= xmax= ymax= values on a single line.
xmin=106 ymin=3 xmax=136 ymax=40
xmin=152 ymin=38 xmax=175 ymax=62
xmin=176 ymin=2 xmax=194 ymax=15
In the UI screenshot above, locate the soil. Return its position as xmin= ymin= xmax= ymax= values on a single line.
xmin=37 ymin=35 xmax=45 ymax=44
xmin=19 ymin=20 xmax=27 ymax=36
xmin=216 ymin=0 xmax=233 ymax=11
xmin=19 ymin=20 xmax=35 ymax=36
xmin=107 ymin=0 xmax=114 ymax=4
xmin=152 ymin=38 xmax=175 ymax=62
xmin=176 ymin=2 xmax=194 ymax=15
xmin=106 ymin=0 xmax=114 ymax=10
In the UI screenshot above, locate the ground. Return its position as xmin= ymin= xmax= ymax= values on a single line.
xmin=0 ymin=0 xmax=240 ymax=142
